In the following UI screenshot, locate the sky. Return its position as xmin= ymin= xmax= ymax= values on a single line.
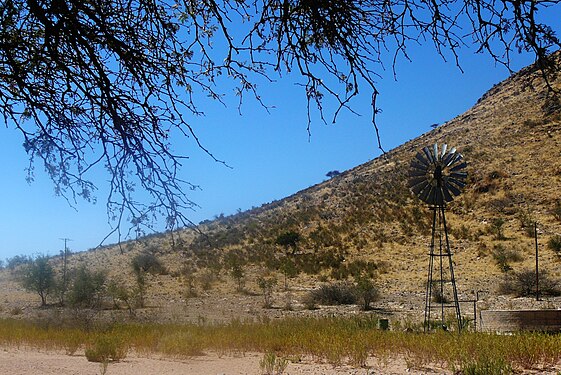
xmin=1 ymin=7 xmax=560 ymax=261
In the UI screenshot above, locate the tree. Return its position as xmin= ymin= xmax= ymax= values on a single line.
xmin=326 ymin=170 xmax=341 ymax=178
xmin=21 ymin=255 xmax=55 ymax=306
xmin=276 ymin=231 xmax=301 ymax=255
xmin=1 ymin=0 xmax=559 ymax=237
xmin=67 ymin=266 xmax=106 ymax=309
xmin=354 ymin=273 xmax=379 ymax=311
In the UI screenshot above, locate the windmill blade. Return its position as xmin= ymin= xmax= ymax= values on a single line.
xmin=423 ymin=146 xmax=434 ymax=163
xmin=449 ymin=171 xmax=468 ymax=181
xmin=411 ymin=181 xmax=430 ymax=196
xmin=442 ymin=186 xmax=454 ymax=202
xmin=415 ymin=152 xmax=430 ymax=166
xmin=410 ymin=160 xmax=428 ymax=172
xmin=441 ymin=144 xmax=448 ymax=159
xmin=442 ymin=151 xmax=456 ymax=166
xmin=433 ymin=143 xmax=440 ymax=162
xmin=409 ymin=176 xmax=428 ymax=188
xmin=450 ymin=161 xmax=467 ymax=172
xmin=419 ymin=184 xmax=434 ymax=203
xmin=410 ymin=143 xmax=467 ymax=205
xmin=448 ymin=177 xmax=467 ymax=189
xmin=446 ymin=182 xmax=462 ymax=196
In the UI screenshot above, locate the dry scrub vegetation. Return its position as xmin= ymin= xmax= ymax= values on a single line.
xmin=2 ymin=317 xmax=561 ymax=374
xmin=2 ymin=54 xmax=561 ymax=373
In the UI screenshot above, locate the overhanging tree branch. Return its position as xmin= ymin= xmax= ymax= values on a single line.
xmin=0 ymin=0 xmax=559 ymax=241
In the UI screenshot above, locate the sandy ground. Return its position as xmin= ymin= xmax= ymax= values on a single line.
xmin=3 ymin=347 xmax=561 ymax=374
xmin=0 ymin=347 xmax=451 ymax=375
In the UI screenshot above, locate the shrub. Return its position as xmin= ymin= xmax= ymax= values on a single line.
xmin=547 ymin=235 xmax=561 ymax=254
xmin=198 ymin=270 xmax=216 ymax=291
xmin=499 ymin=269 xmax=560 ymax=297
xmin=260 ymin=352 xmax=288 ymax=375
xmin=431 ymin=282 xmax=449 ymax=303
xmin=6 ymin=254 xmax=31 ymax=270
xmin=257 ymin=276 xmax=277 ymax=308
xmin=106 ymin=279 xmax=135 ymax=314
xmin=517 ymin=210 xmax=536 ymax=237
xmin=67 ymin=266 xmax=106 ymax=309
xmin=460 ymin=357 xmax=513 ymax=375
xmin=85 ymin=335 xmax=128 ymax=363
xmin=275 ymin=231 xmax=301 ymax=255
xmin=306 ymin=282 xmax=357 ymax=306
xmin=489 ymin=218 xmax=506 ymax=240
xmin=552 ymin=200 xmax=561 ymax=222
xmin=131 ymin=252 xmax=167 ymax=275
xmin=228 ymin=258 xmax=246 ymax=292
xmin=492 ymin=244 xmax=522 ymax=272
xmin=354 ymin=274 xmax=380 ymax=311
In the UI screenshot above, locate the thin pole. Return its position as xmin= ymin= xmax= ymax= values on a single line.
xmin=59 ymin=237 xmax=72 ymax=305
xmin=535 ymin=222 xmax=539 ymax=301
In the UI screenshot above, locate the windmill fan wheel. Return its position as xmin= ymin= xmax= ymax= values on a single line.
xmin=408 ymin=143 xmax=467 ymax=206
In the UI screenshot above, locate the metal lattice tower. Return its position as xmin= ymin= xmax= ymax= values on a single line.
xmin=408 ymin=143 xmax=467 ymax=331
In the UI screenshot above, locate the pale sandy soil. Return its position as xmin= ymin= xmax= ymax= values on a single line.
xmin=0 ymin=347 xmax=451 ymax=375
xmin=2 ymin=347 xmax=561 ymax=375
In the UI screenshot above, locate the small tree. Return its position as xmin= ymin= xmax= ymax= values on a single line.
xmin=230 ymin=260 xmax=246 ymax=292
xmin=499 ymin=269 xmax=560 ymax=297
xmin=67 ymin=266 xmax=107 ymax=309
xmin=354 ymin=273 xmax=380 ymax=311
xmin=492 ymin=244 xmax=522 ymax=273
xmin=548 ymin=235 xmax=561 ymax=254
xmin=131 ymin=252 xmax=166 ymax=275
xmin=326 ymin=170 xmax=341 ymax=178
xmin=21 ymin=255 xmax=55 ymax=306
xmin=106 ymin=279 xmax=135 ymax=315
xmin=279 ymin=257 xmax=298 ymax=290
xmin=275 ymin=231 xmax=301 ymax=255
xmin=489 ymin=218 xmax=506 ymax=240
xmin=257 ymin=276 xmax=277 ymax=308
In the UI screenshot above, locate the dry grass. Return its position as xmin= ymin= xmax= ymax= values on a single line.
xmin=1 ymin=317 xmax=561 ymax=373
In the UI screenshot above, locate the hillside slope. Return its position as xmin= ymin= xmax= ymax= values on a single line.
xmin=2 ymin=53 xmax=561 ymax=324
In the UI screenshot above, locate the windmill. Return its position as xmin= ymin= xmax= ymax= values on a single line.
xmin=409 ymin=143 xmax=467 ymax=331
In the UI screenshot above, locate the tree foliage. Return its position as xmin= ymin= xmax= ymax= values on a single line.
xmin=276 ymin=230 xmax=301 ymax=254
xmin=1 ymin=0 xmax=559 ymax=236
xmin=67 ymin=266 xmax=106 ymax=308
xmin=21 ymin=255 xmax=55 ymax=306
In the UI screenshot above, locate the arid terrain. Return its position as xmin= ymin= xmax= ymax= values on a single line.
xmin=2 ymin=54 xmax=561 ymax=374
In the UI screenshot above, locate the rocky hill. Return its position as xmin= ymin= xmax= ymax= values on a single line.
xmin=2 ymin=53 xmax=561 ymax=325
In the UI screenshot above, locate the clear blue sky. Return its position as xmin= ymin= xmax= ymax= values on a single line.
xmin=1 ymin=8 xmax=560 ymax=261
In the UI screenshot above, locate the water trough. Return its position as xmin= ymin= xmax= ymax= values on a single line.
xmin=479 ymin=309 xmax=561 ymax=333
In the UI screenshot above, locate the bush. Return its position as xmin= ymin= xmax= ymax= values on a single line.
xmin=260 ymin=352 xmax=288 ymax=375
xmin=354 ymin=274 xmax=380 ymax=311
xmin=492 ymin=244 xmax=522 ymax=272
xmin=131 ymin=252 xmax=167 ymax=275
xmin=85 ymin=335 xmax=128 ymax=363
xmin=460 ymin=357 xmax=513 ymax=375
xmin=20 ymin=255 xmax=55 ymax=306
xmin=489 ymin=218 xmax=506 ymax=240
xmin=499 ymin=269 xmax=560 ymax=297
xmin=67 ymin=266 xmax=106 ymax=309
xmin=257 ymin=276 xmax=277 ymax=308
xmin=305 ymin=282 xmax=357 ymax=306
xmin=547 ymin=235 xmax=561 ymax=254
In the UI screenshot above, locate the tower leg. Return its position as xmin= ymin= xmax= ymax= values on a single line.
xmin=424 ymin=205 xmax=462 ymax=332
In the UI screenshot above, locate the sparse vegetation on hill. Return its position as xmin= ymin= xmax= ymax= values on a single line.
xmin=1 ymin=53 xmax=561 ymax=341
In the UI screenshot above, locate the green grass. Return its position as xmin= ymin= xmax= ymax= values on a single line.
xmin=1 ymin=317 xmax=560 ymax=371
